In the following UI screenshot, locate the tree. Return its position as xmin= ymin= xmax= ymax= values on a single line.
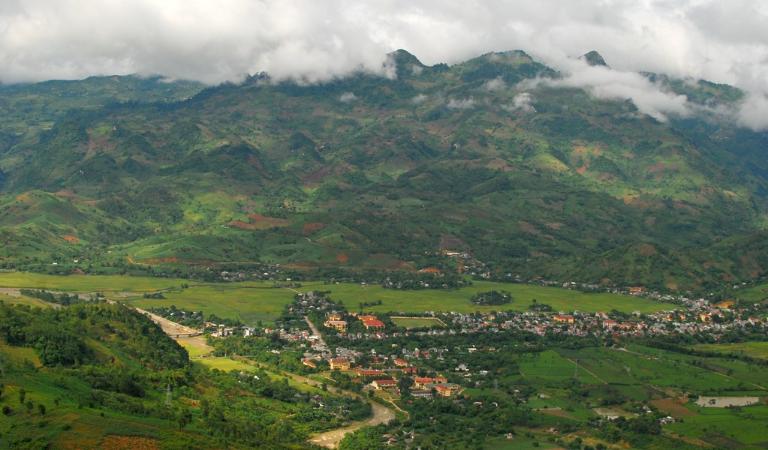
xmin=177 ymin=407 xmax=193 ymax=429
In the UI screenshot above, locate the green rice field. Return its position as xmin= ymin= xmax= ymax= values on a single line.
xmin=296 ymin=280 xmax=676 ymax=315
xmin=0 ymin=272 xmax=677 ymax=327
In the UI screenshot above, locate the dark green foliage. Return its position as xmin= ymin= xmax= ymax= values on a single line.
xmin=20 ymin=289 xmax=82 ymax=306
xmin=470 ymin=290 xmax=513 ymax=305
xmin=0 ymin=302 xmax=187 ymax=369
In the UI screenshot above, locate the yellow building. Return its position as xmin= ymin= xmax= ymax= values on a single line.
xmin=329 ymin=357 xmax=351 ymax=370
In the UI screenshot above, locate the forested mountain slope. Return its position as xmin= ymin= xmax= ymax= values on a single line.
xmin=2 ymin=50 xmax=768 ymax=290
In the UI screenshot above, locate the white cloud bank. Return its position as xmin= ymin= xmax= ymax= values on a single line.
xmin=526 ymin=61 xmax=691 ymax=122
xmin=1 ymin=0 xmax=767 ymax=129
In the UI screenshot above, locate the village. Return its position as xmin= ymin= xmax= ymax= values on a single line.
xmin=170 ymin=288 xmax=768 ymax=407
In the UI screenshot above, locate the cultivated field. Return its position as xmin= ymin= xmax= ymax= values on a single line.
xmin=0 ymin=272 xmax=185 ymax=292
xmin=514 ymin=344 xmax=768 ymax=446
xmin=695 ymin=396 xmax=760 ymax=408
xmin=295 ymin=280 xmax=676 ymax=314
xmin=0 ymin=273 xmax=676 ymax=327
xmin=666 ymin=405 xmax=768 ymax=446
xmin=129 ymin=284 xmax=292 ymax=325
xmin=692 ymin=341 xmax=768 ymax=360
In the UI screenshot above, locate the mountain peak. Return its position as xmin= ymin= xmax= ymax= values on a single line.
xmin=580 ymin=50 xmax=609 ymax=67
xmin=388 ymin=49 xmax=424 ymax=68
xmin=387 ymin=49 xmax=427 ymax=78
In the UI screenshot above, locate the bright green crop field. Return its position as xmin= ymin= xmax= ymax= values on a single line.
xmin=0 ymin=272 xmax=185 ymax=292
xmin=666 ymin=405 xmax=768 ymax=446
xmin=295 ymin=280 xmax=676 ymax=314
xmin=390 ymin=316 xmax=446 ymax=329
xmin=129 ymin=284 xmax=292 ymax=325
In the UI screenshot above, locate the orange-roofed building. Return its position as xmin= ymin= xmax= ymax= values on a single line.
xmin=356 ymin=368 xmax=384 ymax=377
xmin=358 ymin=315 xmax=378 ymax=322
xmin=413 ymin=376 xmax=448 ymax=389
xmin=362 ymin=318 xmax=385 ymax=330
xmin=715 ymin=300 xmax=735 ymax=309
xmin=553 ymin=314 xmax=575 ymax=324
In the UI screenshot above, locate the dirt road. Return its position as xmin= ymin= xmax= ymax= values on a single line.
xmin=134 ymin=307 xmax=201 ymax=336
xmin=234 ymin=356 xmax=396 ymax=448
xmin=309 ymin=401 xmax=395 ymax=448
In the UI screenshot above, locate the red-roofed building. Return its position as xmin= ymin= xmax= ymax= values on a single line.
xmin=356 ymin=368 xmax=384 ymax=378
xmin=362 ymin=318 xmax=385 ymax=330
xmin=393 ymin=358 xmax=409 ymax=367
xmin=413 ymin=376 xmax=448 ymax=389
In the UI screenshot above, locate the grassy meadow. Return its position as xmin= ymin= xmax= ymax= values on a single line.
xmin=390 ymin=316 xmax=446 ymax=329
xmin=0 ymin=292 xmax=54 ymax=308
xmin=734 ymin=282 xmax=768 ymax=304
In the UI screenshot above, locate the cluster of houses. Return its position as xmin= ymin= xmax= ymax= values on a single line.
xmin=452 ymin=303 xmax=766 ymax=339
xmin=319 ymin=353 xmax=462 ymax=399
xmin=323 ymin=312 xmax=386 ymax=333
xmin=308 ymin=299 xmax=766 ymax=342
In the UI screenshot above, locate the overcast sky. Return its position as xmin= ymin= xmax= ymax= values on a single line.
xmin=1 ymin=0 xmax=767 ymax=128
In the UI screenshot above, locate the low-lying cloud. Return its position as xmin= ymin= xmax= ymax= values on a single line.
xmin=447 ymin=97 xmax=475 ymax=109
xmin=339 ymin=92 xmax=358 ymax=103
xmin=505 ymin=92 xmax=535 ymax=113
xmin=1 ymin=0 xmax=767 ymax=129
xmin=528 ymin=61 xmax=691 ymax=122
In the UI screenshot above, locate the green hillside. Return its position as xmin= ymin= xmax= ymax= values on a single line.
xmin=2 ymin=50 xmax=768 ymax=290
xmin=0 ymin=301 xmax=370 ymax=448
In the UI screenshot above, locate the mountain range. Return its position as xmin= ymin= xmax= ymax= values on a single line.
xmin=2 ymin=49 xmax=768 ymax=291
